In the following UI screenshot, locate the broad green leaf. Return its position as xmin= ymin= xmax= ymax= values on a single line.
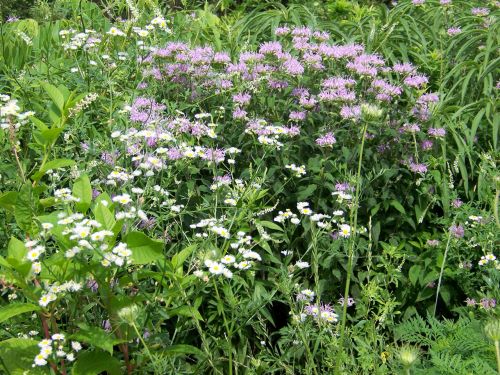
xmin=32 ymin=158 xmax=75 ymax=181
xmin=73 ymin=174 xmax=92 ymax=213
xmin=41 ymin=81 xmax=65 ymax=112
xmin=71 ymin=350 xmax=122 ymax=375
xmin=126 ymin=231 xmax=164 ymax=264
xmin=171 ymin=244 xmax=196 ymax=270
xmin=408 ymin=265 xmax=421 ymax=286
xmin=0 ymin=191 xmax=17 ymax=212
xmin=162 ymin=344 xmax=205 ymax=358
xmin=389 ymin=200 xmax=406 ymax=214
xmin=94 ymin=203 xmax=115 ymax=230
xmin=0 ymin=303 xmax=40 ymax=324
xmin=14 ymin=183 xmax=35 ymax=233
xmin=296 ymin=184 xmax=317 ymax=201
xmin=7 ymin=237 xmax=27 ymax=260
xmin=0 ymin=338 xmax=44 ymax=375
xmin=257 ymin=220 xmax=284 ymax=232
xmin=71 ymin=324 xmax=124 ymax=355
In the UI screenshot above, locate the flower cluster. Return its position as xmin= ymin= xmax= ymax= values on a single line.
xmin=33 ymin=335 xmax=81 ymax=367
xmin=0 ymin=94 xmax=34 ymax=130
xmin=39 ymin=281 xmax=82 ymax=307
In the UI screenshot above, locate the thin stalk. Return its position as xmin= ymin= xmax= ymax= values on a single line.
xmin=494 ymin=340 xmax=500 ymax=375
xmin=213 ymin=280 xmax=233 ymax=375
xmin=433 ymin=218 xmax=455 ymax=316
xmin=339 ymin=121 xmax=369 ymax=343
xmin=131 ymin=322 xmax=155 ymax=368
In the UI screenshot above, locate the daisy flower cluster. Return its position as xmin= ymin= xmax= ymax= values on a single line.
xmin=198 ymin=232 xmax=262 ymax=279
xmin=38 ymin=281 xmax=82 ymax=307
xmin=478 ymin=254 xmax=498 ymax=267
xmin=294 ymin=303 xmax=339 ymax=324
xmin=59 ymin=29 xmax=101 ymax=51
xmin=32 ymin=335 xmax=81 ymax=367
xmin=285 ymin=164 xmax=306 ymax=177
xmin=0 ymin=94 xmax=34 ymax=130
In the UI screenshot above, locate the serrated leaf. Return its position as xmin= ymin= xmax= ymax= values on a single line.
xmin=0 ymin=338 xmax=44 ymax=375
xmin=32 ymin=158 xmax=75 ymax=181
xmin=126 ymin=231 xmax=164 ymax=264
xmin=73 ymin=174 xmax=92 ymax=213
xmin=72 ymin=324 xmax=124 ymax=354
xmin=0 ymin=191 xmax=17 ymax=212
xmin=71 ymin=350 xmax=122 ymax=375
xmin=0 ymin=303 xmax=40 ymax=324
xmin=14 ymin=183 xmax=35 ymax=233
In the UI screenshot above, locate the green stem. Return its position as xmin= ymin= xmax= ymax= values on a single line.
xmin=433 ymin=217 xmax=455 ymax=316
xmin=213 ymin=280 xmax=233 ymax=375
xmin=131 ymin=322 xmax=155 ymax=368
xmin=494 ymin=340 xmax=500 ymax=375
xmin=339 ymin=121 xmax=369 ymax=344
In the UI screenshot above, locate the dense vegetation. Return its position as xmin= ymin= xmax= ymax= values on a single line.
xmin=0 ymin=0 xmax=498 ymax=374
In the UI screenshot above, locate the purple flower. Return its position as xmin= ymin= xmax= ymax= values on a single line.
xmin=480 ymin=298 xmax=496 ymax=309
xmin=232 ymin=92 xmax=251 ymax=106
xmin=440 ymin=0 xmax=451 ymax=4
xmin=274 ymin=26 xmax=291 ymax=36
xmin=338 ymin=297 xmax=355 ymax=307
xmin=426 ymin=239 xmax=440 ymax=247
xmin=316 ymin=132 xmax=336 ymax=147
xmin=452 ymin=198 xmax=463 ymax=208
xmin=428 ymin=128 xmax=446 ymax=137
xmin=289 ymin=111 xmax=306 ymax=121
xmin=471 ymin=8 xmax=490 ymax=16
xmin=92 ymin=189 xmax=101 ymax=199
xmin=449 ymin=224 xmax=464 ymax=238
xmin=340 ymin=105 xmax=361 ymax=120
xmin=465 ymin=298 xmax=476 ymax=306
xmin=404 ymin=75 xmax=429 ymax=88
xmin=393 ymin=62 xmax=415 ymax=74
xmin=335 ymin=182 xmax=353 ymax=192
xmin=412 ymin=0 xmax=424 ymax=4
xmin=232 ymin=107 xmax=247 ymax=119
xmin=421 ymin=140 xmax=434 ymax=150
xmin=409 ymin=162 xmax=428 ymax=174
xmin=283 ymin=58 xmax=304 ymax=76
xmin=447 ymin=27 xmax=462 ymax=36
xmin=102 ymin=319 xmax=112 ymax=332
xmin=87 ymin=279 xmax=99 ymax=292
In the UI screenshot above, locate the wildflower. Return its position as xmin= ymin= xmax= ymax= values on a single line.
xmin=208 ymin=262 xmax=225 ymax=275
xmin=52 ymin=333 xmax=65 ymax=341
xmin=315 ymin=132 xmax=336 ymax=147
xmin=447 ymin=27 xmax=461 ymax=36
xmin=297 ymin=289 xmax=315 ymax=301
xmin=449 ymin=224 xmax=464 ymax=238
xmin=338 ymin=296 xmax=355 ymax=307
xmin=471 ymin=8 xmax=490 ymax=16
xmin=106 ymin=26 xmax=125 ymax=36
xmin=295 ymin=261 xmax=310 ymax=269
xmin=33 ymin=354 xmax=47 ymax=366
xmin=338 ymin=224 xmax=351 ymax=238
xmin=221 ymin=255 xmax=235 ymax=264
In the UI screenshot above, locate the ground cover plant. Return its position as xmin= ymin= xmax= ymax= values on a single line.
xmin=0 ymin=0 xmax=498 ymax=373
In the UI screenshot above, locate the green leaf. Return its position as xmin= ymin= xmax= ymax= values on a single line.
xmin=162 ymin=344 xmax=205 ymax=358
xmin=126 ymin=231 xmax=164 ymax=264
xmin=408 ymin=265 xmax=421 ymax=286
xmin=94 ymin=202 xmax=115 ymax=230
xmin=7 ymin=237 xmax=27 ymax=261
xmin=14 ymin=183 xmax=35 ymax=233
xmin=0 ymin=338 xmax=44 ymax=375
xmin=71 ymin=350 xmax=122 ymax=375
xmin=257 ymin=220 xmax=284 ymax=232
xmin=168 ymin=305 xmax=203 ymax=321
xmin=171 ymin=244 xmax=196 ymax=271
xmin=0 ymin=191 xmax=18 ymax=212
xmin=41 ymin=81 xmax=65 ymax=112
xmin=389 ymin=200 xmax=406 ymax=214
xmin=32 ymin=158 xmax=75 ymax=181
xmin=71 ymin=324 xmax=124 ymax=355
xmin=0 ymin=303 xmax=40 ymax=324
xmin=296 ymin=184 xmax=317 ymax=201
xmin=73 ymin=174 xmax=92 ymax=213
